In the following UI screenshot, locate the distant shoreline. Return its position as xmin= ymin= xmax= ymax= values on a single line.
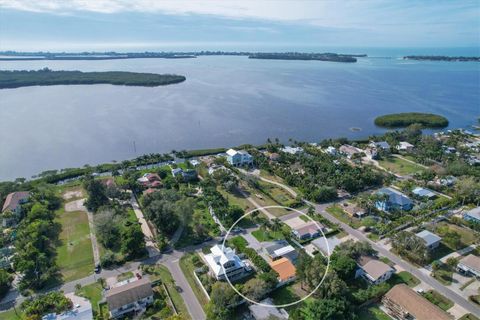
xmin=403 ymin=55 xmax=480 ymax=62
xmin=374 ymin=112 xmax=449 ymax=128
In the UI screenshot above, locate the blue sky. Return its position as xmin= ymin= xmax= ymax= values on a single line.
xmin=0 ymin=0 xmax=479 ymax=51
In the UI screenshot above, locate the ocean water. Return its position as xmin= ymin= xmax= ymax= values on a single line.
xmin=0 ymin=53 xmax=479 ymax=180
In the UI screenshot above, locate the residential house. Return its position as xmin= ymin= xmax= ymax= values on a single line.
xmin=270 ymin=257 xmax=296 ymax=283
xmin=364 ymin=146 xmax=379 ymax=160
xmin=226 ymin=149 xmax=253 ymax=167
xmin=412 ymin=187 xmax=436 ymax=199
xmin=325 ymin=146 xmax=337 ymax=155
xmin=42 ymin=293 xmax=93 ymax=320
xmin=137 ymin=173 xmax=162 ymax=188
xmin=370 ymin=141 xmax=390 ymax=151
xmin=189 ymin=159 xmax=200 ymax=167
xmin=375 ymin=188 xmax=413 ymax=212
xmin=204 ymin=245 xmax=248 ymax=280
xmin=1 ymin=191 xmax=29 ymax=227
xmin=342 ymin=203 xmax=366 ymax=218
xmin=464 ymin=206 xmax=480 ymax=224
xmin=171 ymin=167 xmax=184 ymax=177
xmin=355 ymin=256 xmax=394 ymax=285
xmin=436 ymin=176 xmax=457 ymax=187
xmin=396 ymin=141 xmax=414 ymax=152
xmin=248 ymin=298 xmax=289 ymax=320
xmin=281 ymin=146 xmax=304 ymax=155
xmin=263 ymin=240 xmax=298 ymax=262
xmin=182 ymin=169 xmax=198 ymax=181
xmin=105 ymin=278 xmax=154 ymax=319
xmin=416 ymin=230 xmax=441 ymax=250
xmin=292 ymin=221 xmax=323 ymax=240
xmin=457 ymin=254 xmax=480 ymax=278
xmin=382 ymin=284 xmax=453 ymax=320
xmin=267 ymin=152 xmax=281 ymax=162
xmin=339 ymin=145 xmax=362 ymax=159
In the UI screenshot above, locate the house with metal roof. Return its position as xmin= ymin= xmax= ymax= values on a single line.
xmin=375 ymin=187 xmax=413 ymax=212
xmin=291 ymin=221 xmax=323 ymax=240
xmin=396 ymin=141 xmax=414 ymax=152
xmin=416 ymin=230 xmax=441 ymax=250
xmin=105 ymin=278 xmax=153 ymax=319
xmin=464 ymin=206 xmax=480 ymax=224
xmin=204 ymin=245 xmax=248 ymax=280
xmin=412 ymin=187 xmax=436 ymax=199
xmin=262 ymin=240 xmax=298 ymax=262
xmin=355 ymin=256 xmax=394 ymax=285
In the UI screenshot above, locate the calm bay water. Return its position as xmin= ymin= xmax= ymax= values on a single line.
xmin=0 ymin=54 xmax=479 ymax=180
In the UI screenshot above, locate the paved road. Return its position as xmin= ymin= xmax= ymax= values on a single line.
xmin=251 ymin=174 xmax=480 ymax=316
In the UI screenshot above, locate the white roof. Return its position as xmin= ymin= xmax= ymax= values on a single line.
xmin=204 ymin=245 xmax=245 ymax=277
xmin=399 ymin=141 xmax=414 ymax=148
xmin=416 ymin=230 xmax=442 ymax=246
xmin=226 ymin=148 xmax=238 ymax=156
xmin=273 ymin=245 xmax=295 ymax=257
xmin=465 ymin=207 xmax=480 ymax=220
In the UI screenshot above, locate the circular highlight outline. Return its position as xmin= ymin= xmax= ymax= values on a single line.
xmin=221 ymin=205 xmax=330 ymax=308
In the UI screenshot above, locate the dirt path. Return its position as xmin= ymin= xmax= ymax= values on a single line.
xmin=129 ymin=193 xmax=159 ymax=257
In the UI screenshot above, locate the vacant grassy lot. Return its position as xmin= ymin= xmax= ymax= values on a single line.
xmin=179 ymin=253 xmax=209 ymax=310
xmin=326 ymin=205 xmax=362 ymax=228
xmin=378 ymin=156 xmax=425 ymax=176
xmin=251 ymin=229 xmax=285 ymax=242
xmin=435 ymin=222 xmax=477 ymax=248
xmin=422 ymin=290 xmax=453 ymax=311
xmin=358 ymin=305 xmax=391 ymax=320
xmin=56 ymin=208 xmax=94 ymax=282
xmin=270 ymin=282 xmax=302 ymax=311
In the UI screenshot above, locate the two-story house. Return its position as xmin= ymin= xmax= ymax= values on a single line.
xmin=226 ymin=149 xmax=253 ymax=167
xmin=204 ymin=245 xmax=248 ymax=280
xmin=2 ymin=191 xmax=29 ymax=227
xmin=105 ymin=278 xmax=154 ymax=319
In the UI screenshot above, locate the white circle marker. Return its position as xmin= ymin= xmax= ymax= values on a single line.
xmin=221 ymin=205 xmax=331 ymax=308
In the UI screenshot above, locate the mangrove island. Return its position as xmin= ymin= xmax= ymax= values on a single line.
xmin=403 ymin=55 xmax=480 ymax=62
xmin=0 ymin=68 xmax=186 ymax=89
xmin=374 ymin=112 xmax=449 ymax=128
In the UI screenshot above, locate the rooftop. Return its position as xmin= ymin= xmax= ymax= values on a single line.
xmin=204 ymin=245 xmax=245 ymax=277
xmin=416 ymin=230 xmax=442 ymax=247
xmin=358 ymin=256 xmax=393 ymax=281
xmin=2 ymin=191 xmax=29 ymax=212
xmin=270 ymin=257 xmax=296 ymax=281
xmin=383 ymin=284 xmax=452 ymax=320
xmin=105 ymin=277 xmax=153 ymax=311
xmin=459 ymin=254 xmax=480 ymax=272
xmin=293 ymin=221 xmax=322 ymax=237
xmin=465 ymin=206 xmax=480 ymax=220
xmin=377 ymin=187 xmax=412 ymax=207
xmin=412 ymin=187 xmax=436 ymax=198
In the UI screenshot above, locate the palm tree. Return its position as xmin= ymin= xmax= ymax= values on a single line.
xmin=271 ymin=218 xmax=282 ymax=232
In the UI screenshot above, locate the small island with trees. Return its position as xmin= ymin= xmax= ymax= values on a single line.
xmin=403 ymin=56 xmax=480 ymax=62
xmin=249 ymin=52 xmax=363 ymax=62
xmin=0 ymin=68 xmax=186 ymax=89
xmin=374 ymin=112 xmax=449 ymax=128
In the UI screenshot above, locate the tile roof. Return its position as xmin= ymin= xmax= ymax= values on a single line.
xmin=383 ymin=284 xmax=452 ymax=320
xmin=105 ymin=278 xmax=153 ymax=311
xmin=270 ymin=257 xmax=296 ymax=281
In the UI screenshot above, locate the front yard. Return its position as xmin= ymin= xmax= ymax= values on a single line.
xmin=378 ymin=156 xmax=425 ymax=176
xmin=421 ymin=290 xmax=454 ymax=311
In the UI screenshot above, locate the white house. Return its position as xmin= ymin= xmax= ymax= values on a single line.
xmin=464 ymin=207 xmax=480 ymax=224
xmin=326 ymin=146 xmax=337 ymax=155
xmin=416 ymin=230 xmax=441 ymax=250
xmin=204 ymin=245 xmax=248 ymax=280
xmin=396 ymin=141 xmax=414 ymax=152
xmin=281 ymin=146 xmax=304 ymax=155
xmin=355 ymin=256 xmax=394 ymax=285
xmin=226 ymin=149 xmax=253 ymax=167
xmin=105 ymin=278 xmax=154 ymax=319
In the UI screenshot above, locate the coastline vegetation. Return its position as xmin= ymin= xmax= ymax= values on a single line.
xmin=0 ymin=68 xmax=186 ymax=89
xmin=374 ymin=113 xmax=449 ymax=128
xmin=404 ymin=55 xmax=480 ymax=62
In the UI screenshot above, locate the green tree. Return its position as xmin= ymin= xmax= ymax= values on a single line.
xmin=330 ymin=254 xmax=357 ymax=281
xmin=121 ymin=223 xmax=146 ymax=259
xmin=205 ymin=282 xmax=240 ymax=320
xmin=0 ymin=270 xmax=13 ymax=299
xmin=299 ymin=298 xmax=350 ymax=320
xmin=83 ymin=176 xmax=109 ymax=211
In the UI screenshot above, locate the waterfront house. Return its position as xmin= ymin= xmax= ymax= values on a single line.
xmin=396 ymin=141 xmax=414 ymax=152
xmin=370 ymin=141 xmax=390 ymax=151
xmin=204 ymin=245 xmax=248 ymax=280
xmin=292 ymin=221 xmax=323 ymax=240
xmin=171 ymin=167 xmax=183 ymax=177
xmin=1 ymin=191 xmax=29 ymax=227
xmin=382 ymin=284 xmax=453 ymax=320
xmin=416 ymin=230 xmax=441 ymax=250
xmin=325 ymin=146 xmax=337 ymax=155
xmin=105 ymin=278 xmax=154 ymax=319
xmin=457 ymin=254 xmax=480 ymax=278
xmin=375 ymin=188 xmax=413 ymax=212
xmin=339 ymin=145 xmax=362 ymax=159
xmin=281 ymin=146 xmax=304 ymax=155
xmin=263 ymin=240 xmax=298 ymax=262
xmin=270 ymin=257 xmax=296 ymax=283
xmin=355 ymin=256 xmax=394 ymax=285
xmin=226 ymin=149 xmax=253 ymax=167
xmin=463 ymin=206 xmax=480 ymax=223
xmin=412 ymin=187 xmax=436 ymax=199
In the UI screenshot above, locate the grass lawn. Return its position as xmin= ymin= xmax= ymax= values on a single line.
xmin=56 ymin=208 xmax=94 ymax=282
xmin=459 ymin=314 xmax=480 ymax=320
xmin=390 ymin=271 xmax=420 ymax=287
xmin=358 ymin=305 xmax=391 ymax=320
xmin=378 ymin=156 xmax=425 ymax=176
xmin=144 ymin=265 xmax=190 ymax=318
xmin=422 ymin=290 xmax=454 ymax=311
xmin=251 ymin=229 xmax=285 ymax=242
xmin=326 ymin=205 xmax=362 ymax=228
xmin=117 ymin=271 xmax=134 ymax=282
xmin=179 ymin=254 xmax=210 ymax=310
xmin=428 ymin=243 xmax=454 ymax=262
xmin=0 ymin=309 xmax=24 ymax=320
xmin=432 ymin=266 xmax=453 ymax=285
xmin=76 ymin=282 xmax=109 ymax=319
xmin=269 ymin=283 xmax=302 ymax=310
xmin=435 ymin=222 xmax=477 ymax=248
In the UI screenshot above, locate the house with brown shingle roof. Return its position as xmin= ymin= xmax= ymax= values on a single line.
xmin=382 ymin=284 xmax=453 ymax=320
xmin=105 ymin=277 xmax=153 ymax=318
xmin=2 ymin=191 xmax=29 ymax=227
xmin=355 ymin=256 xmax=394 ymax=285
xmin=457 ymin=254 xmax=480 ymax=278
xmin=291 ymin=221 xmax=323 ymax=240
xmin=270 ymin=257 xmax=296 ymax=283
